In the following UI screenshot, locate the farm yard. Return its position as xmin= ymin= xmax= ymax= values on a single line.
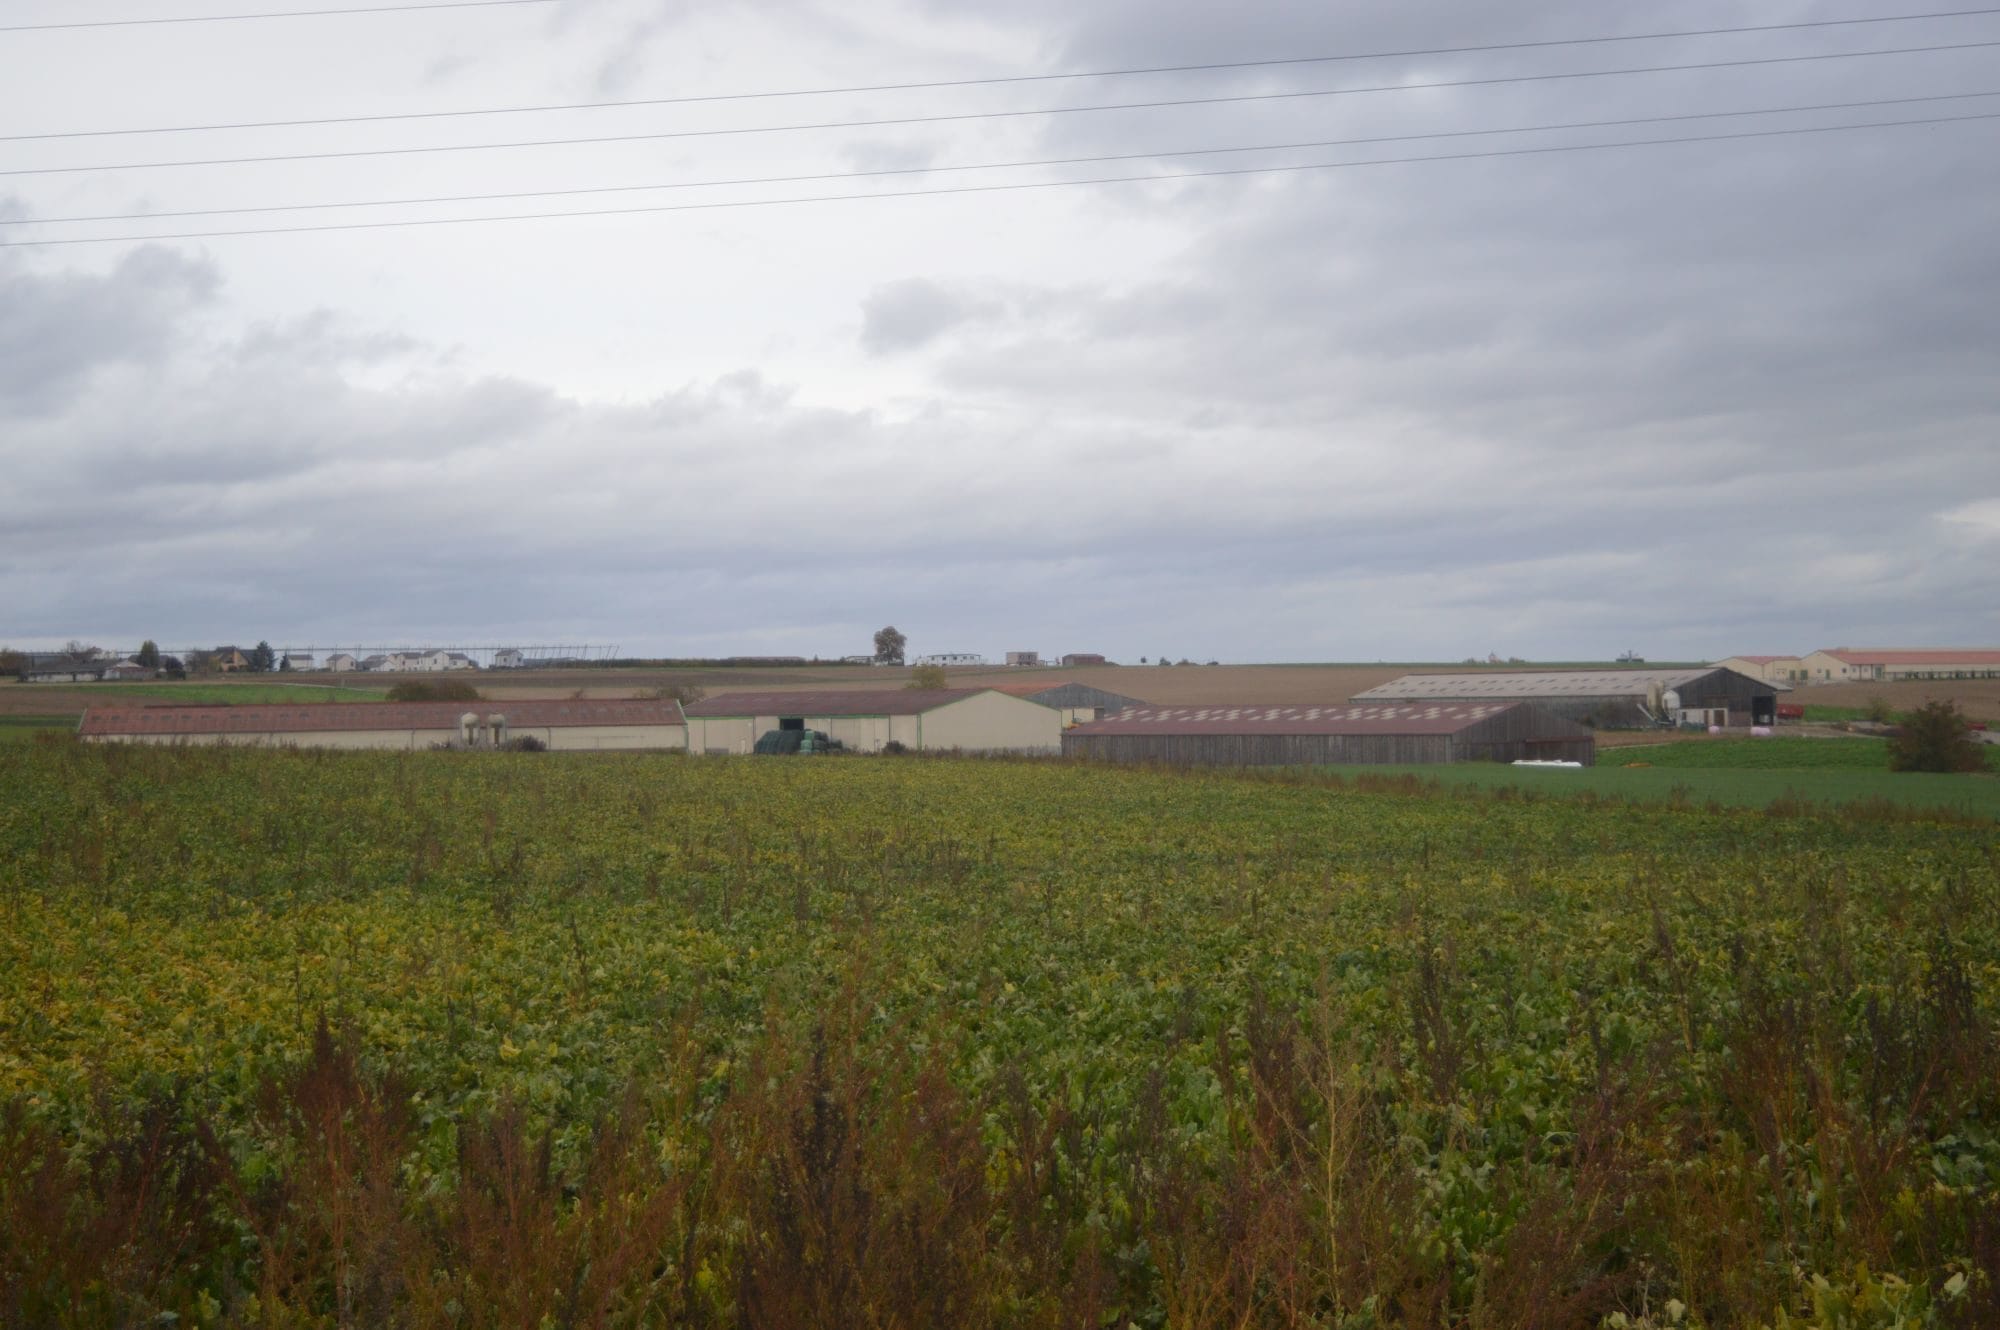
xmin=3 ymin=739 xmax=1997 ymax=1327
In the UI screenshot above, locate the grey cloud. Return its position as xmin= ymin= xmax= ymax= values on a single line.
xmin=0 ymin=247 xmax=217 ymax=417
xmin=859 ymin=277 xmax=999 ymax=353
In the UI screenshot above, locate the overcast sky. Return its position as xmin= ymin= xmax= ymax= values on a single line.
xmin=3 ymin=0 xmax=1997 ymax=662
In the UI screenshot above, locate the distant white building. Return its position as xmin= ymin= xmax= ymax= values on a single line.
xmin=282 ymin=653 xmax=316 ymax=672
xmin=915 ymin=653 xmax=985 ymax=667
xmin=324 ymin=653 xmax=358 ymax=673
xmin=493 ymin=648 xmax=524 ymax=669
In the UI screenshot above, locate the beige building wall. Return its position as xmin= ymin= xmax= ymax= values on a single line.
xmin=90 ymin=728 xmax=452 ymax=749
xmin=918 ymin=691 xmax=1062 ymax=753
xmin=1715 ymin=657 xmax=1804 ymax=684
xmin=1800 ymin=651 xmax=1871 ymax=684
xmin=687 ymin=716 xmax=756 ymax=753
xmin=526 ymin=725 xmax=685 ymax=751
xmin=90 ymin=725 xmax=685 ymax=751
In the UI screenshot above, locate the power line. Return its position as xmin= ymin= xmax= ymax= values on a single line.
xmin=7 ymin=39 xmax=1999 ymax=179
xmin=22 ymin=91 xmax=1998 ymax=227
xmin=10 ymin=7 xmax=2000 ymax=141
xmin=0 ymin=0 xmax=556 ymax=33
xmin=4 ymin=110 xmax=1991 ymax=249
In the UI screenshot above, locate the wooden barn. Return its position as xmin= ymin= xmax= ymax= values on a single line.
xmin=1351 ymin=668 xmax=1780 ymax=729
xmin=1061 ymin=702 xmax=1595 ymax=767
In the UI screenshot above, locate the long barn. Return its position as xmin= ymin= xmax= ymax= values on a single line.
xmin=78 ymin=699 xmax=689 ymax=750
xmin=1351 ymin=667 xmax=1779 ymax=728
xmin=1061 ymin=702 xmax=1594 ymax=766
xmin=683 ymin=688 xmax=1061 ymax=754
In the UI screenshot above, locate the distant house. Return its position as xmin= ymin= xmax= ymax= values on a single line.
xmin=324 ymin=653 xmax=358 ymax=673
xmin=1005 ymin=652 xmax=1042 ymax=667
xmin=211 ymin=647 xmax=250 ymax=674
xmin=101 ymin=659 xmax=155 ymax=681
xmin=492 ymin=648 xmax=524 ymax=669
xmin=282 ymin=653 xmax=316 ymax=672
xmin=403 ymin=649 xmax=477 ymax=672
xmin=1060 ymin=653 xmax=1109 ymax=668
xmin=358 ymin=654 xmax=391 ymax=672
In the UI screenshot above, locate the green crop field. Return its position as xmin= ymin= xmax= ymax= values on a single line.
xmin=0 ymin=715 xmax=79 ymax=743
xmin=2 ymin=742 xmax=1996 ymax=1327
xmin=1319 ymin=748 xmax=2000 ymax=818
xmin=1614 ymin=737 xmax=2000 ymax=774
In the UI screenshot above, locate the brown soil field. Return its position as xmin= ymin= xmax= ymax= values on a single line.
xmin=1792 ymin=677 xmax=2000 ymax=722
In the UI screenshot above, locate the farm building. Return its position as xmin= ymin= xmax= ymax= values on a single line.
xmin=324 ymin=653 xmax=359 ymax=672
xmin=1352 ymin=667 xmax=1780 ymax=728
xmin=682 ymin=688 xmax=1061 ymax=755
xmin=1796 ymin=648 xmax=2000 ymax=683
xmin=1715 ymin=655 xmax=1806 ymax=685
xmin=19 ymin=652 xmax=105 ymax=683
xmin=990 ymin=681 xmax=1147 ymax=727
xmin=79 ymin=699 xmax=688 ymax=750
xmin=1061 ymin=653 xmax=1109 ymax=667
xmin=1062 ymin=702 xmax=1595 ymax=766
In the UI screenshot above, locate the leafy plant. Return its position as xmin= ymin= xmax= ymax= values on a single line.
xmin=1889 ymin=699 xmax=1986 ymax=772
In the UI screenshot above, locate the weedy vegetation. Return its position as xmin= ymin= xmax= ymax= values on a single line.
xmin=1 ymin=738 xmax=1996 ymax=1328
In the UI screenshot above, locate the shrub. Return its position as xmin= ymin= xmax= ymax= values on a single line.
xmin=503 ymin=735 xmax=546 ymax=753
xmin=907 ymin=665 xmax=947 ymax=690
xmin=881 ymin=741 xmax=908 ymax=755
xmin=1864 ymin=694 xmax=1897 ymax=724
xmin=387 ymin=679 xmax=482 ymax=703
xmin=1887 ymin=700 xmax=1985 ymax=772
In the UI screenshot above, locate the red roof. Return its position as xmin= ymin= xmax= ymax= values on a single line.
xmin=684 ymin=688 xmax=989 ymax=717
xmin=80 ymin=698 xmax=685 ymax=737
xmin=1068 ymin=702 xmax=1535 ymax=737
xmin=1724 ymin=655 xmax=1798 ymax=665
xmin=1822 ymin=649 xmax=2000 ymax=666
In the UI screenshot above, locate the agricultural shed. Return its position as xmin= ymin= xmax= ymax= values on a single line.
xmin=682 ymin=688 xmax=1060 ymax=754
xmin=78 ymin=699 xmax=688 ymax=750
xmin=1798 ymin=648 xmax=2000 ymax=683
xmin=1352 ymin=668 xmax=1778 ymax=729
xmin=1062 ymin=702 xmax=1594 ymax=766
xmin=988 ymin=681 xmax=1147 ymax=726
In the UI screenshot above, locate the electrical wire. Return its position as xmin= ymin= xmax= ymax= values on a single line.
xmin=10 ymin=6 xmax=2000 ymax=141
xmin=0 ymin=0 xmax=556 ymax=33
xmin=22 ymin=90 xmax=1998 ymax=227
xmin=4 ymin=110 xmax=1991 ymax=249
xmin=7 ymin=38 xmax=1999 ymax=179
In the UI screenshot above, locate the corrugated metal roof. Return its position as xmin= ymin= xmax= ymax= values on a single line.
xmin=1721 ymin=655 xmax=1798 ymax=665
xmin=1066 ymin=702 xmax=1523 ymax=737
xmin=683 ymin=688 xmax=987 ymax=717
xmin=79 ymin=698 xmax=686 ymax=737
xmin=1823 ymin=649 xmax=2000 ymax=666
xmin=1353 ymin=669 xmax=1727 ymax=700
